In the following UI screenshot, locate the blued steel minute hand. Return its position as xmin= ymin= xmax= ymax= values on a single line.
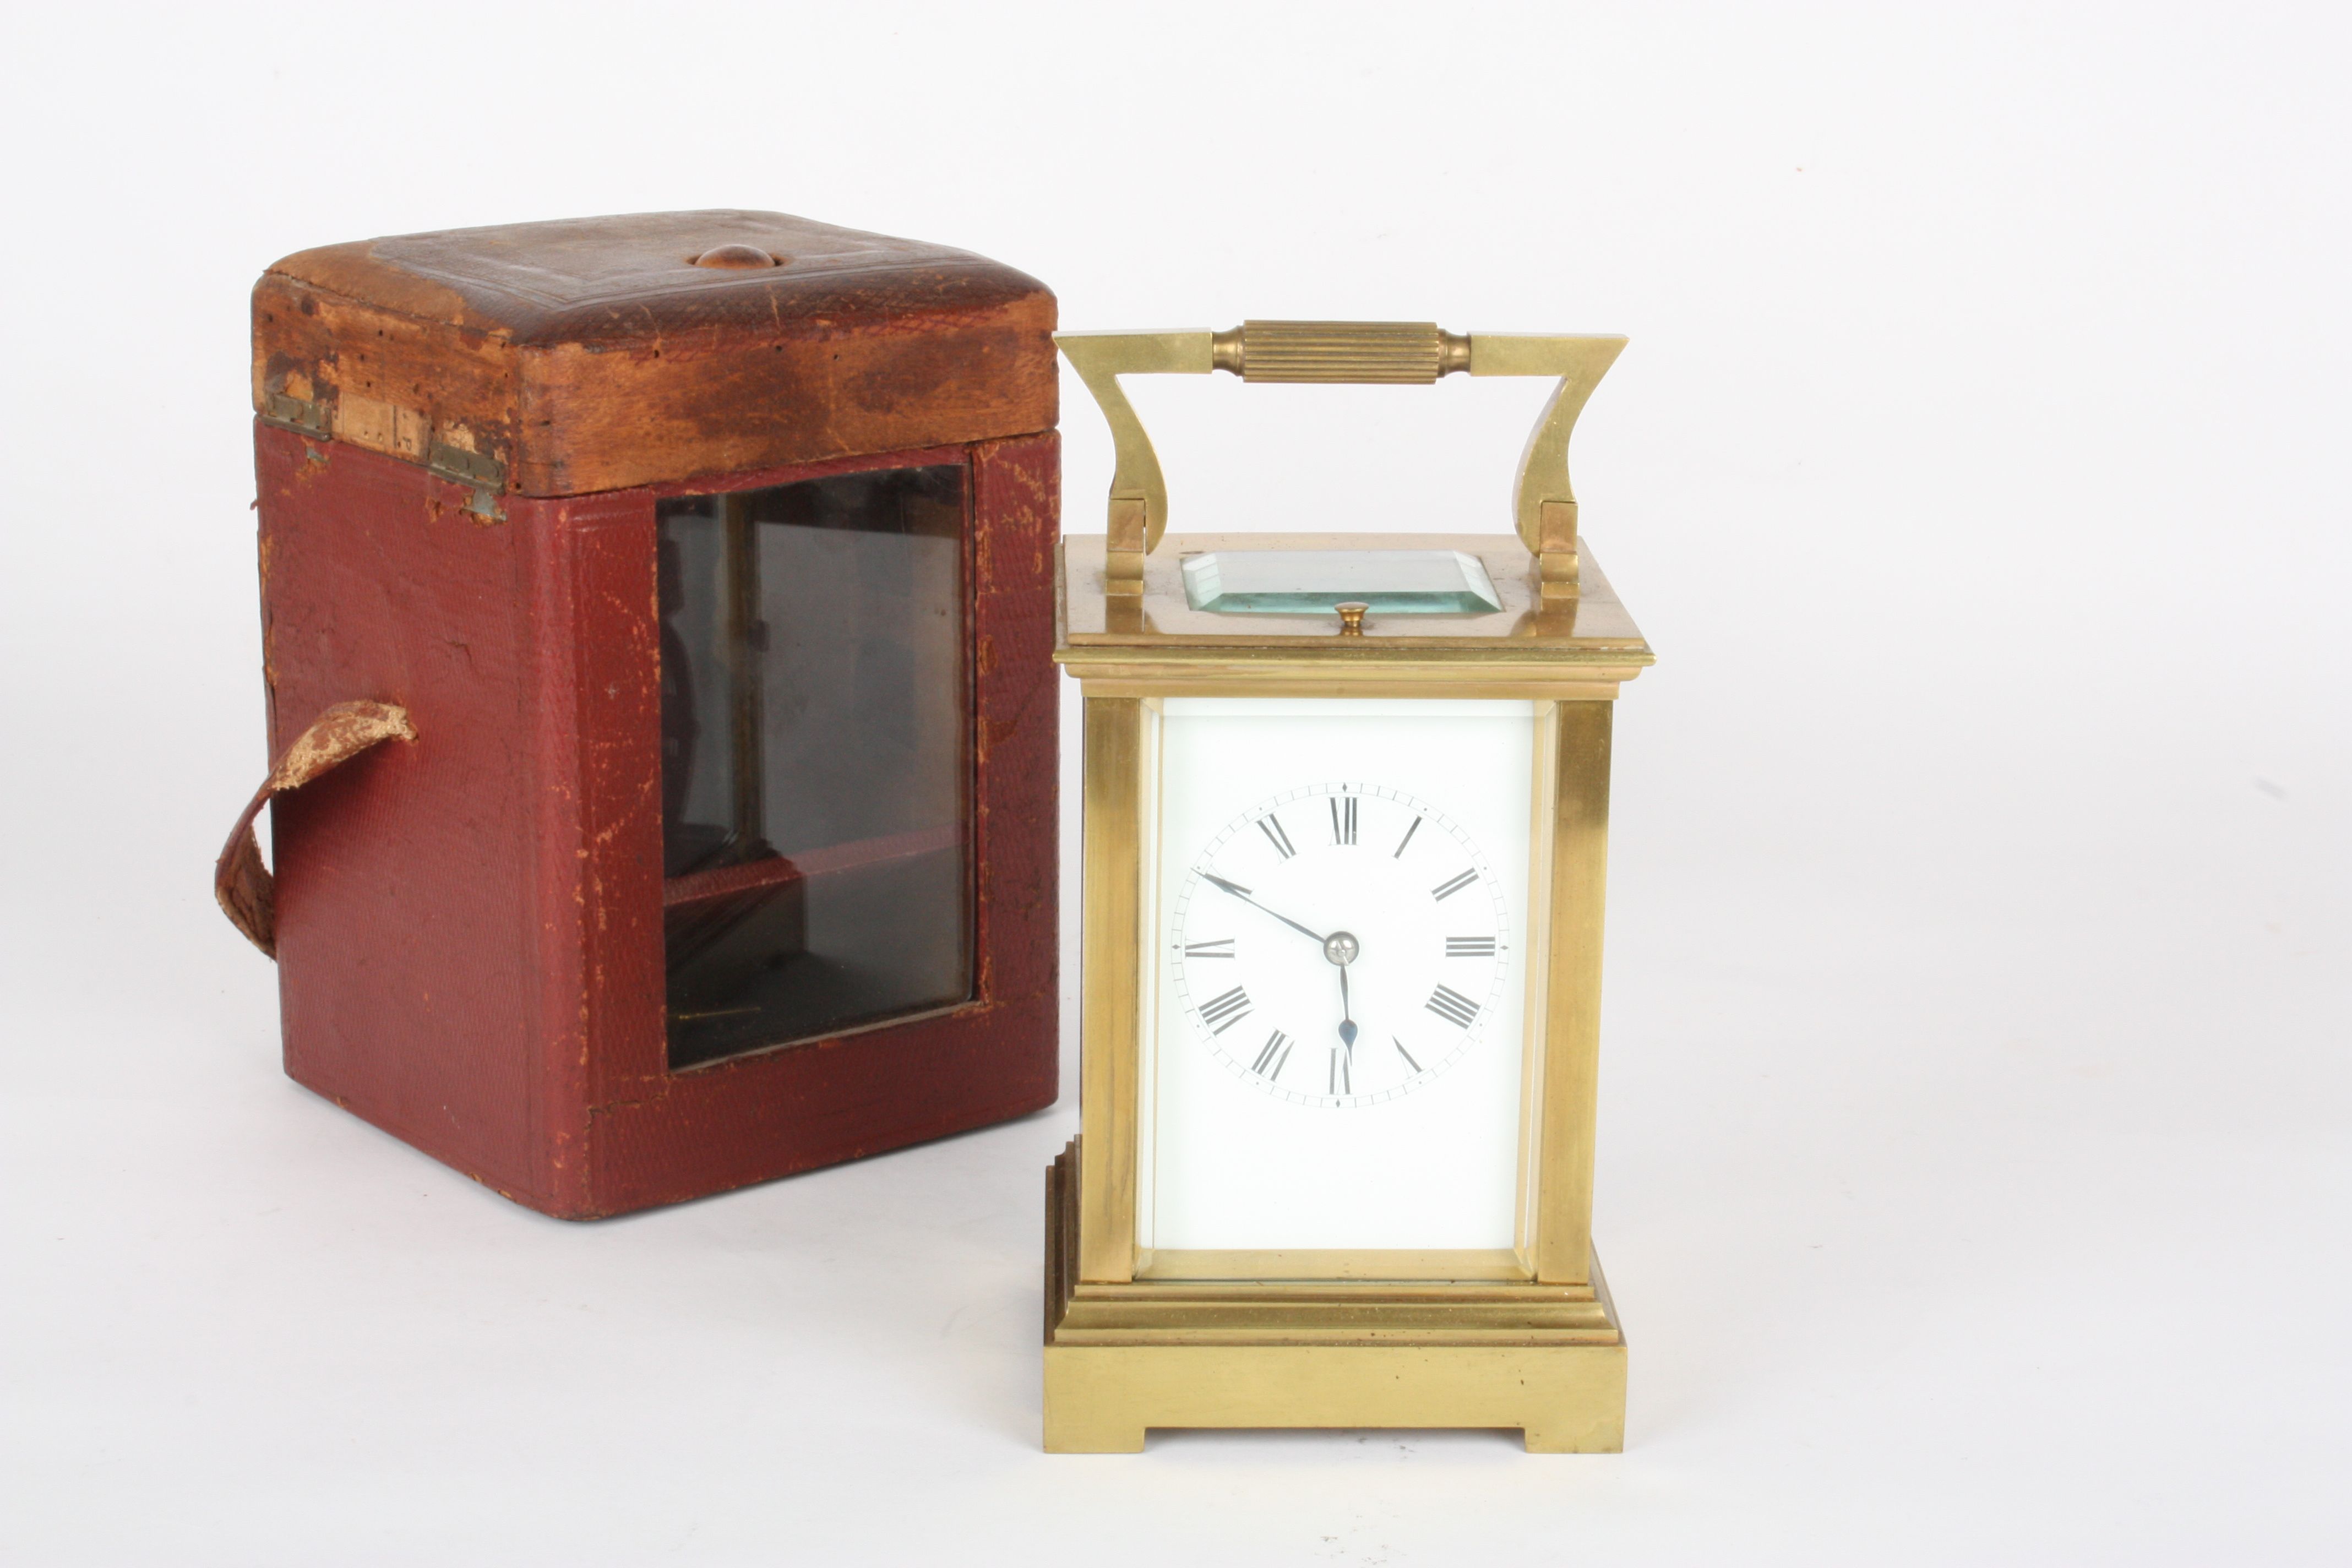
xmin=1200 ymin=873 xmax=1327 ymax=945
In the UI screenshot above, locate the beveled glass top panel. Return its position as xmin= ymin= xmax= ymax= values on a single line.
xmin=1057 ymin=532 xmax=1651 ymax=655
xmin=1181 ymin=549 xmax=1504 ymax=615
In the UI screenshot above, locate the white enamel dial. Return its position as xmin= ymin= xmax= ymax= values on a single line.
xmin=1168 ymin=783 xmax=1510 ymax=1109
xmin=1144 ymin=697 xmax=1537 ymax=1255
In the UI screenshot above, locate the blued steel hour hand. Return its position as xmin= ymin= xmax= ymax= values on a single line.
xmin=1324 ymin=930 xmax=1362 ymax=1053
xmin=1200 ymin=873 xmax=1328 ymax=945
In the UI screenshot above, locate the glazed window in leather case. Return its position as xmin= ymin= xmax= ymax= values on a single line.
xmin=242 ymin=211 xmax=1059 ymax=1217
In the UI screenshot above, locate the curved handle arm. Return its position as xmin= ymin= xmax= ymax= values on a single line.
xmin=1056 ymin=323 xmax=1625 ymax=598
xmin=1054 ymin=331 xmax=1213 ymax=593
xmin=1472 ymin=334 xmax=1627 ymax=598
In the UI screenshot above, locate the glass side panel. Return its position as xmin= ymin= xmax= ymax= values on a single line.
xmin=657 ymin=465 xmax=971 ymax=1070
xmin=1180 ymin=549 xmax=1504 ymax=614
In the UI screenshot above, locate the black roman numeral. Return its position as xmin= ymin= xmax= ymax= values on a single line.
xmin=1393 ymin=818 xmax=1423 ymax=859
xmin=1251 ymin=1030 xmax=1293 ymax=1078
xmin=1329 ymin=795 xmax=1357 ymax=846
xmin=1257 ymin=814 xmax=1297 ymax=859
xmin=1427 ymin=986 xmax=1480 ymax=1028
xmin=1431 ymin=869 xmax=1478 ymax=902
xmin=1446 ymin=937 xmax=1496 ymax=958
xmin=1393 ymin=1036 xmax=1423 ymax=1073
xmin=1199 ymin=986 xmax=1253 ymax=1034
xmin=1183 ymin=938 xmax=1234 ymax=959
xmin=1329 ymin=1048 xmax=1351 ymax=1095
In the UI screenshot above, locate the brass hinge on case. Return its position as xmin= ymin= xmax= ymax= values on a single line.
xmin=259 ymin=390 xmax=506 ymax=520
xmin=428 ymin=442 xmax=507 ymax=521
xmin=259 ymin=391 xmax=330 ymax=438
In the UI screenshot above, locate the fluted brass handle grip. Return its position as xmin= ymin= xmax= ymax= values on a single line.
xmin=1210 ymin=321 xmax=1473 ymax=384
xmin=1058 ymin=323 xmax=1624 ymax=601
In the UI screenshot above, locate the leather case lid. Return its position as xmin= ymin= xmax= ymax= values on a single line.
xmin=253 ymin=210 xmax=1057 ymax=498
xmin=268 ymin=210 xmax=1046 ymax=345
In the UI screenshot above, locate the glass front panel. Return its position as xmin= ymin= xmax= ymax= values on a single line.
xmin=657 ymin=465 xmax=970 ymax=1070
xmin=1141 ymin=698 xmax=1537 ymax=1256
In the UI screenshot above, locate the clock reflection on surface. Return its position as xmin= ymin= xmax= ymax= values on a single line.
xmin=1168 ymin=783 xmax=1510 ymax=1108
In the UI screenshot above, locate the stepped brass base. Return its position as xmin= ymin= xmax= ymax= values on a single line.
xmin=1044 ymin=1342 xmax=1628 ymax=1453
xmin=1042 ymin=1142 xmax=1627 ymax=1453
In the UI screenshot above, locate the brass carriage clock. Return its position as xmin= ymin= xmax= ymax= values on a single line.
xmin=1044 ymin=321 xmax=1652 ymax=1451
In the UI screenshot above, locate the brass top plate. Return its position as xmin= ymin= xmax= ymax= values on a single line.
xmin=1057 ymin=532 xmax=1652 ymax=659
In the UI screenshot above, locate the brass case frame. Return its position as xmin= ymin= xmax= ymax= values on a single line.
xmin=1047 ymin=532 xmax=1649 ymax=1452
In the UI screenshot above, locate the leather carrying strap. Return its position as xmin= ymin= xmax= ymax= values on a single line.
xmin=215 ymin=700 xmax=416 ymax=958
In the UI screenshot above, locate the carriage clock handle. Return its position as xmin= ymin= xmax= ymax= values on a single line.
xmin=1055 ymin=321 xmax=1626 ymax=601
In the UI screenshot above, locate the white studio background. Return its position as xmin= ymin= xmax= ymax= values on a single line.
xmin=2 ymin=2 xmax=2344 ymax=1563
